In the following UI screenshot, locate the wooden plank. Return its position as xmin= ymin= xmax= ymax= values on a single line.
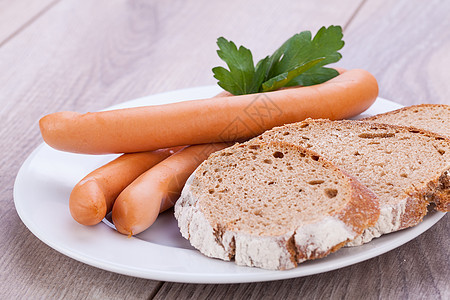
xmin=0 ymin=0 xmax=164 ymax=298
xmin=340 ymin=0 xmax=450 ymax=105
xmin=0 ymin=0 xmax=59 ymax=46
xmin=0 ymin=0 xmax=364 ymax=115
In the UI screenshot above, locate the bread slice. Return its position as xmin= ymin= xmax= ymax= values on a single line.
xmin=175 ymin=141 xmax=379 ymax=270
xmin=255 ymin=119 xmax=450 ymax=245
xmin=364 ymin=104 xmax=450 ymax=137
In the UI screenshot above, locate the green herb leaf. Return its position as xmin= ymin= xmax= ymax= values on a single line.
xmin=212 ymin=37 xmax=255 ymax=95
xmin=250 ymin=56 xmax=271 ymax=93
xmin=288 ymin=67 xmax=340 ymax=87
xmin=261 ymin=57 xmax=325 ymax=92
xmin=212 ymin=26 xmax=344 ymax=95
xmin=286 ymin=26 xmax=344 ymax=86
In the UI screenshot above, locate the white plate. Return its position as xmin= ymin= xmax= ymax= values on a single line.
xmin=14 ymin=85 xmax=446 ymax=284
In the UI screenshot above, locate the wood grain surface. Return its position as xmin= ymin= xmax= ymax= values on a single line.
xmin=340 ymin=0 xmax=450 ymax=106
xmin=0 ymin=0 xmax=59 ymax=46
xmin=0 ymin=0 xmax=448 ymax=299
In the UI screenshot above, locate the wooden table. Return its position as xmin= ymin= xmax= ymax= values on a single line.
xmin=1 ymin=0 xmax=449 ymax=298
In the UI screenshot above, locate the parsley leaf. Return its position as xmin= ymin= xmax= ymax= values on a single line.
xmin=212 ymin=37 xmax=256 ymax=95
xmin=285 ymin=25 xmax=344 ymax=86
xmin=213 ymin=26 xmax=344 ymax=95
xmin=261 ymin=57 xmax=325 ymax=92
xmin=249 ymin=56 xmax=271 ymax=93
xmin=288 ymin=67 xmax=339 ymax=87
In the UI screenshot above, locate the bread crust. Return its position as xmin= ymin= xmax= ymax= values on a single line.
xmin=363 ymin=104 xmax=450 ymax=123
xmin=175 ymin=142 xmax=380 ymax=270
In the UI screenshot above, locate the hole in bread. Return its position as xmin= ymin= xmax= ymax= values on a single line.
xmin=353 ymin=151 xmax=361 ymax=156
xmin=437 ymin=149 xmax=445 ymax=155
xmin=202 ymin=171 xmax=207 ymax=175
xmin=263 ymin=159 xmax=273 ymax=164
xmin=249 ymin=144 xmax=260 ymax=150
xmin=273 ymin=151 xmax=284 ymax=158
xmin=308 ymin=180 xmax=324 ymax=185
xmin=301 ymin=136 xmax=310 ymax=140
xmin=300 ymin=123 xmax=309 ymax=128
xmin=214 ymin=168 xmax=219 ymax=172
xmin=283 ymin=132 xmax=290 ymax=136
xmin=311 ymin=155 xmax=319 ymax=161
xmin=306 ymin=144 xmax=313 ymax=148
xmin=358 ymin=133 xmax=395 ymax=138
xmin=435 ymin=137 xmax=445 ymax=140
xmin=287 ymin=166 xmax=293 ymax=170
xmin=298 ymin=188 xmax=303 ymax=193
xmin=218 ymin=178 xmax=222 ymax=183
xmin=400 ymin=173 xmax=408 ymax=178
xmin=254 ymin=209 xmax=263 ymax=217
xmin=325 ymin=188 xmax=338 ymax=198
xmin=409 ymin=129 xmax=420 ymax=133
xmin=268 ymin=181 xmax=275 ymax=185
xmin=209 ymin=189 xmax=215 ymax=194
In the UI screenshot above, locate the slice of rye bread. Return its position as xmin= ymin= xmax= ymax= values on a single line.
xmin=174 ymin=141 xmax=379 ymax=270
xmin=364 ymin=104 xmax=450 ymax=137
xmin=254 ymin=119 xmax=450 ymax=245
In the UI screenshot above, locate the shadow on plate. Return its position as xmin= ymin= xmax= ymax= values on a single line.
xmin=103 ymin=209 xmax=194 ymax=250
